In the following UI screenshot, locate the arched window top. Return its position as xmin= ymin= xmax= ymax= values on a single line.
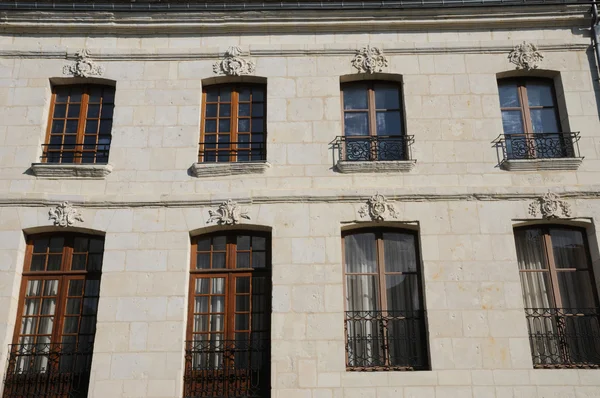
xmin=45 ymin=84 xmax=115 ymax=165
xmin=26 ymin=233 xmax=105 ymax=273
xmin=191 ymin=230 xmax=270 ymax=271
xmin=200 ymin=83 xmax=266 ymax=163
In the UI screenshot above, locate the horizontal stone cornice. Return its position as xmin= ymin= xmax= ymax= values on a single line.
xmin=0 ymin=5 xmax=590 ymax=34
xmin=0 ymin=41 xmax=589 ymax=61
xmin=0 ymin=190 xmax=600 ymax=208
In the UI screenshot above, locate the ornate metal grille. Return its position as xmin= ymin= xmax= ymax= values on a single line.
xmin=183 ymin=339 xmax=270 ymax=398
xmin=334 ymin=135 xmax=414 ymax=162
xmin=198 ymin=141 xmax=266 ymax=163
xmin=525 ymin=308 xmax=600 ymax=368
xmin=3 ymin=342 xmax=93 ymax=398
xmin=492 ymin=132 xmax=581 ymax=162
xmin=344 ymin=310 xmax=428 ymax=371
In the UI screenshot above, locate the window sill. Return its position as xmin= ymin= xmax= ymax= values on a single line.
xmin=191 ymin=161 xmax=271 ymax=177
xmin=501 ymin=158 xmax=583 ymax=171
xmin=336 ymin=160 xmax=416 ymax=173
xmin=30 ymin=163 xmax=113 ymax=179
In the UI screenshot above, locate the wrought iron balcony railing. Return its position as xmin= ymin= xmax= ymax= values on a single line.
xmin=345 ymin=310 xmax=428 ymax=371
xmin=525 ymin=308 xmax=600 ymax=368
xmin=3 ymin=342 xmax=93 ymax=398
xmin=41 ymin=143 xmax=111 ymax=164
xmin=184 ymin=338 xmax=270 ymax=398
xmin=492 ymin=132 xmax=581 ymax=162
xmin=198 ymin=142 xmax=266 ymax=163
xmin=333 ymin=135 xmax=414 ymax=162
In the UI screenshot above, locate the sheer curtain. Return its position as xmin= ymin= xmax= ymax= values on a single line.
xmin=345 ymin=233 xmax=380 ymax=366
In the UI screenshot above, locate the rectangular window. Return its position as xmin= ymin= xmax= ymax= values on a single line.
xmin=340 ymin=82 xmax=409 ymax=162
xmin=185 ymin=232 xmax=271 ymax=398
xmin=200 ymin=84 xmax=266 ymax=163
xmin=514 ymin=226 xmax=600 ymax=368
xmin=343 ymin=229 xmax=428 ymax=370
xmin=44 ymin=85 xmax=114 ymax=164
xmin=3 ymin=234 xmax=104 ymax=398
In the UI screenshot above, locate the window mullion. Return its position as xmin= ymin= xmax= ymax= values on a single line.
xmin=542 ymin=231 xmax=563 ymax=309
xmin=44 ymin=92 xmax=58 ymax=163
xmin=519 ymin=84 xmax=534 ymax=137
xmin=231 ymin=88 xmax=239 ymax=162
xmin=376 ymin=235 xmax=387 ymax=311
xmin=75 ymin=88 xmax=90 ymax=165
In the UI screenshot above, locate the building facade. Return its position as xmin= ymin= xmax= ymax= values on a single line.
xmin=0 ymin=1 xmax=600 ymax=397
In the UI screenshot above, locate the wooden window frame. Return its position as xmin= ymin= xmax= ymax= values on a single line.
xmin=341 ymin=227 xmax=428 ymax=370
xmin=515 ymin=225 xmax=600 ymax=310
xmin=44 ymin=84 xmax=114 ymax=164
xmin=12 ymin=233 xmax=104 ymax=348
xmin=340 ymin=81 xmax=405 ymax=138
xmin=200 ymin=84 xmax=267 ymax=163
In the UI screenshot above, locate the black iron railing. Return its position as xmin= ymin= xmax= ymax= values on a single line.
xmin=184 ymin=339 xmax=270 ymax=398
xmin=3 ymin=342 xmax=94 ymax=398
xmin=41 ymin=143 xmax=111 ymax=164
xmin=525 ymin=308 xmax=600 ymax=368
xmin=492 ymin=132 xmax=581 ymax=162
xmin=333 ymin=135 xmax=414 ymax=162
xmin=345 ymin=310 xmax=428 ymax=371
xmin=198 ymin=142 xmax=266 ymax=163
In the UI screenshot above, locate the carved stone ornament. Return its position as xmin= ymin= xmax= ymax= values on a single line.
xmin=207 ymin=199 xmax=251 ymax=225
xmin=528 ymin=192 xmax=571 ymax=219
xmin=213 ymin=46 xmax=256 ymax=76
xmin=508 ymin=42 xmax=544 ymax=71
xmin=351 ymin=46 xmax=388 ymax=74
xmin=358 ymin=194 xmax=398 ymax=221
xmin=48 ymin=202 xmax=84 ymax=227
xmin=63 ymin=49 xmax=105 ymax=78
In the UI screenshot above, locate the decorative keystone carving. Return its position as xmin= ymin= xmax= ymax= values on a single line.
xmin=207 ymin=199 xmax=251 ymax=225
xmin=508 ymin=42 xmax=543 ymax=71
xmin=213 ymin=46 xmax=256 ymax=76
xmin=528 ymin=192 xmax=571 ymax=219
xmin=351 ymin=46 xmax=388 ymax=74
xmin=63 ymin=49 xmax=105 ymax=78
xmin=358 ymin=194 xmax=398 ymax=221
xmin=49 ymin=202 xmax=84 ymax=227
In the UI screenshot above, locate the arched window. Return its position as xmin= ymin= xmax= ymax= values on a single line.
xmin=514 ymin=226 xmax=600 ymax=367
xmin=185 ymin=231 xmax=271 ymax=398
xmin=44 ymin=85 xmax=114 ymax=164
xmin=4 ymin=234 xmax=104 ymax=398
xmin=200 ymin=84 xmax=266 ymax=163
xmin=342 ymin=228 xmax=428 ymax=370
xmin=340 ymin=81 xmax=408 ymax=161
xmin=498 ymin=78 xmax=574 ymax=160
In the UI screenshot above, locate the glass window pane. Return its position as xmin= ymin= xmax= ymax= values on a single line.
xmin=557 ymin=271 xmax=597 ymax=309
xmin=205 ymin=89 xmax=219 ymax=102
xmin=251 ymin=88 xmax=264 ymax=102
xmin=31 ymin=256 xmax=45 ymax=271
xmin=219 ymin=104 xmax=231 ymax=117
xmin=82 ymin=298 xmax=98 ymax=315
xmin=23 ymin=299 xmax=40 ymax=316
xmin=237 ymin=235 xmax=251 ymax=250
xmin=218 ymin=119 xmax=230 ymax=132
xmin=212 ymin=278 xmax=225 ymax=295
xmin=374 ymin=85 xmax=400 ymax=109
xmin=90 ymin=239 xmax=104 ymax=253
xmin=252 ymin=252 xmax=266 ymax=268
xmin=213 ymin=236 xmax=226 ymax=251
xmin=252 ymin=104 xmax=264 ymax=117
xmin=345 ymin=233 xmax=377 ymax=273
xmin=67 ymin=104 xmax=81 ymax=118
xmin=211 ymin=314 xmax=224 ymax=332
xmin=197 ymin=238 xmax=210 ymax=251
xmin=99 ymin=120 xmax=113 ymax=134
xmin=80 ymin=316 xmax=96 ymax=333
xmin=101 ymin=104 xmax=114 ymax=119
xmin=51 ymin=120 xmax=65 ymax=134
xmin=236 ymin=277 xmax=250 ymax=294
xmin=383 ymin=233 xmax=416 ymax=273
xmin=44 ymin=280 xmax=59 ymax=296
xmin=219 ymin=88 xmax=232 ymax=102
xmin=344 ymin=112 xmax=369 ymax=136
xmin=386 ymin=274 xmax=419 ymax=311
xmin=66 ymin=298 xmax=81 ymax=315
xmin=530 ymin=108 xmax=559 ymax=133
xmin=210 ymin=297 xmax=225 ymax=314
xmin=376 ymin=111 xmax=402 ymax=136
xmin=68 ymin=280 xmax=84 ymax=296
xmin=236 ymin=295 xmax=250 ymax=312
xmin=85 ymin=120 xmax=98 ymax=134
xmin=251 ymin=119 xmax=264 ymax=133
xmin=72 ymin=254 xmax=87 ymax=271
xmin=63 ymin=317 xmax=79 ymax=334
xmin=193 ymin=315 xmax=209 ymax=333
xmin=87 ymin=105 xmax=100 ymax=119
xmin=205 ymin=120 xmax=217 ymax=133
xmin=237 ymin=253 xmax=250 ymax=269
xmin=239 ymin=88 xmax=251 ymax=102
xmin=195 ymin=297 xmax=208 ymax=313
xmin=85 ymin=280 xmax=100 ymax=296
xmin=41 ymin=298 xmax=56 ymax=316
xmin=346 ymin=275 xmax=379 ymax=312
xmin=196 ymin=253 xmax=210 ymax=269
xmin=501 ymin=110 xmax=524 ymax=135
xmin=550 ymin=229 xmax=589 ymax=269
xmin=26 ymin=280 xmax=42 ymax=296
xmin=252 ymin=236 xmax=266 ymax=250
xmin=20 ymin=317 xmax=37 ymax=335
xmin=514 ymin=229 xmax=548 ymax=270
xmin=238 ymin=119 xmax=250 ymax=132
xmin=38 ymin=317 xmax=54 ymax=335
xmin=212 ymin=253 xmax=225 ymax=269
xmin=499 ymin=82 xmax=520 ymax=108
xmin=343 ymin=85 xmax=368 ymax=110
xmin=88 ymin=254 xmax=103 ymax=271
xmin=47 ymin=255 xmax=61 ymax=271
xmin=53 ymin=104 xmax=67 ymax=118
xmin=33 ymin=239 xmax=49 ymax=254
xmin=195 ymin=279 xmax=209 ymax=295
xmin=65 ymin=120 xmax=78 ymax=134
xmin=88 ymin=87 xmax=103 ymax=103
xmin=235 ymin=313 xmax=249 ymax=331
xmin=527 ymin=82 xmax=556 ymax=107
xmin=205 ymin=104 xmax=217 ymax=117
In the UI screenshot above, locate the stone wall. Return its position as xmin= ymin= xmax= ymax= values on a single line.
xmin=0 ymin=25 xmax=599 ymax=398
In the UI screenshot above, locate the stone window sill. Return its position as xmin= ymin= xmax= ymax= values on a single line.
xmin=336 ymin=160 xmax=416 ymax=173
xmin=31 ymin=163 xmax=113 ymax=179
xmin=501 ymin=158 xmax=583 ymax=171
xmin=191 ymin=161 xmax=271 ymax=177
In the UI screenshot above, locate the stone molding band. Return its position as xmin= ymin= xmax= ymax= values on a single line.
xmin=0 ymin=43 xmax=588 ymax=61
xmin=1 ymin=191 xmax=600 ymax=208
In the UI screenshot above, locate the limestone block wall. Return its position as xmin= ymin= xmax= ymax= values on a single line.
xmin=0 ymin=24 xmax=599 ymax=398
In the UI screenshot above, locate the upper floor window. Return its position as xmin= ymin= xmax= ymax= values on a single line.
xmin=514 ymin=226 xmax=600 ymax=368
xmin=185 ymin=232 xmax=271 ymax=398
xmin=44 ymin=85 xmax=114 ymax=164
xmin=200 ymin=84 xmax=266 ymax=163
xmin=339 ymin=82 xmax=410 ymax=162
xmin=3 ymin=234 xmax=104 ymax=398
xmin=497 ymin=78 xmax=577 ymax=160
xmin=343 ymin=228 xmax=428 ymax=371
